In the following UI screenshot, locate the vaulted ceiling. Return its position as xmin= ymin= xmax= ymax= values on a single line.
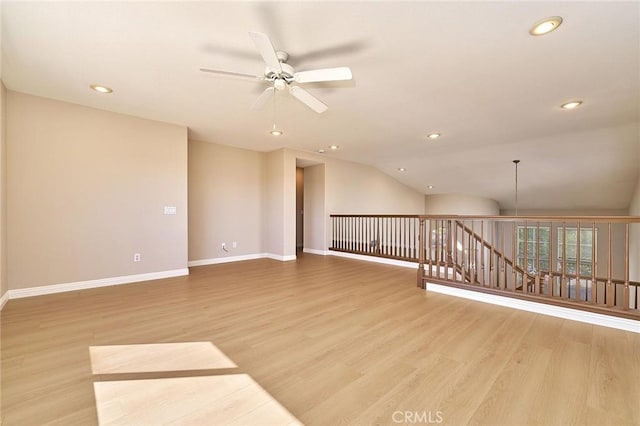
xmin=2 ymin=1 xmax=639 ymax=210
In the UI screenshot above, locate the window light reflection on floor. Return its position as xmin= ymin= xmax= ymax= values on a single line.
xmin=90 ymin=342 xmax=302 ymax=426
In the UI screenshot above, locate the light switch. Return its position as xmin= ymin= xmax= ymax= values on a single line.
xmin=164 ymin=206 xmax=177 ymax=215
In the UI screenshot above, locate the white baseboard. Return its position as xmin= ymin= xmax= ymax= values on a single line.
xmin=189 ymin=253 xmax=296 ymax=267
xmin=303 ymin=248 xmax=329 ymax=256
xmin=329 ymin=251 xmax=416 ymax=269
xmin=265 ymin=253 xmax=297 ymax=262
xmin=426 ymin=282 xmax=640 ymax=334
xmin=8 ymin=268 xmax=189 ymax=300
xmin=188 ymin=254 xmax=267 ymax=267
xmin=0 ymin=291 xmax=8 ymax=310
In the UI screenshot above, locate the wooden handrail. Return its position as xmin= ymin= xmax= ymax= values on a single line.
xmin=330 ymin=214 xmax=640 ymax=223
xmin=329 ymin=214 xmax=640 ymax=318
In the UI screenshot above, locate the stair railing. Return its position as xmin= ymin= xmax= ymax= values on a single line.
xmin=330 ymin=214 xmax=640 ymax=319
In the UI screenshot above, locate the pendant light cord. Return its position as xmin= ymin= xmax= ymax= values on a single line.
xmin=513 ymin=160 xmax=520 ymax=216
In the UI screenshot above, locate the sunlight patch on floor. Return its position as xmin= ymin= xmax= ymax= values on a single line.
xmin=90 ymin=342 xmax=302 ymax=425
xmin=93 ymin=374 xmax=302 ymax=426
xmin=89 ymin=341 xmax=237 ymax=374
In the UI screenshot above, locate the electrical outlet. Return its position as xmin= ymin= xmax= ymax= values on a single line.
xmin=232 ymin=241 xmax=237 ymax=248
xmin=133 ymin=253 xmax=141 ymax=262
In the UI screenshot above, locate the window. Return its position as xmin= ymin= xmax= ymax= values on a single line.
xmin=517 ymin=225 xmax=596 ymax=275
xmin=517 ymin=226 xmax=550 ymax=273
xmin=557 ymin=227 xmax=595 ymax=276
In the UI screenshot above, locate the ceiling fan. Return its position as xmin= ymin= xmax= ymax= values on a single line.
xmin=200 ymin=32 xmax=353 ymax=114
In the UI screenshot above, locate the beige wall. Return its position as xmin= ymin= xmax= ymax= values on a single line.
xmin=187 ymin=146 xmax=423 ymax=260
xmin=7 ymin=91 xmax=188 ymax=289
xmin=425 ymin=193 xmax=500 ymax=215
xmin=284 ymin=152 xmax=297 ymax=258
xmin=325 ymin=158 xmax=424 ymax=249
xmin=0 ymin=82 xmax=7 ymax=300
xmin=264 ymin=149 xmax=287 ymax=257
xmin=303 ymin=164 xmax=325 ymax=252
xmin=296 ymin=168 xmax=304 ymax=248
xmin=188 ymin=140 xmax=264 ymax=261
xmin=326 ymin=158 xmax=425 ymax=215
xmin=629 ymin=175 xmax=640 ymax=282
xmin=283 ymin=149 xmax=426 ymax=253
xmin=257 ymin=148 xmax=427 ymax=257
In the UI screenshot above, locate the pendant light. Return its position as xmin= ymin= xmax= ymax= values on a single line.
xmin=270 ymin=87 xmax=283 ymax=136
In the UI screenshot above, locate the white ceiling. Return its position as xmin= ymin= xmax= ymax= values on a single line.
xmin=2 ymin=1 xmax=639 ymax=210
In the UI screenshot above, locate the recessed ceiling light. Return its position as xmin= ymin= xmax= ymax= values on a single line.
xmin=561 ymin=100 xmax=583 ymax=110
xmin=270 ymin=129 xmax=283 ymax=136
xmin=427 ymin=133 xmax=441 ymax=140
xmin=329 ymin=145 xmax=339 ymax=150
xmin=530 ymin=16 xmax=563 ymax=36
xmin=427 ymin=185 xmax=434 ymax=189
xmin=318 ymin=149 xmax=326 ymax=153
xmin=398 ymin=167 xmax=406 ymax=172
xmin=90 ymin=84 xmax=113 ymax=94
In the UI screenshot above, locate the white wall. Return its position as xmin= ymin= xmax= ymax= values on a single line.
xmin=425 ymin=193 xmax=500 ymax=215
xmin=7 ymin=91 xmax=188 ymax=290
xmin=188 ymin=140 xmax=264 ymax=262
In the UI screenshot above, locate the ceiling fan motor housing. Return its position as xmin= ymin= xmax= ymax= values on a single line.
xmin=265 ymin=60 xmax=295 ymax=85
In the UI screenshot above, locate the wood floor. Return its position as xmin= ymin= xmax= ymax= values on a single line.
xmin=2 ymin=254 xmax=639 ymax=425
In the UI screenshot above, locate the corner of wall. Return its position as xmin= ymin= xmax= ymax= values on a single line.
xmin=628 ymin=174 xmax=640 ymax=281
xmin=0 ymin=80 xmax=7 ymax=305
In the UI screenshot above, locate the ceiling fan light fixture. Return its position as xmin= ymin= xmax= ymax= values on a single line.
xmin=427 ymin=133 xmax=441 ymax=140
xmin=274 ymin=79 xmax=286 ymax=91
xmin=561 ymin=100 xmax=583 ymax=110
xmin=270 ymin=123 xmax=283 ymax=136
xmin=530 ymin=16 xmax=563 ymax=36
xmin=427 ymin=185 xmax=434 ymax=189
xmin=90 ymin=84 xmax=113 ymax=94
xmin=398 ymin=167 xmax=406 ymax=172
xmin=318 ymin=149 xmax=326 ymax=153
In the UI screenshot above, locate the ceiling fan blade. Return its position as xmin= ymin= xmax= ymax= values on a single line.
xmin=251 ymin=87 xmax=275 ymax=110
xmin=200 ymin=68 xmax=263 ymax=81
xmin=289 ymin=86 xmax=328 ymax=114
xmin=293 ymin=67 xmax=352 ymax=83
xmin=248 ymin=32 xmax=282 ymax=74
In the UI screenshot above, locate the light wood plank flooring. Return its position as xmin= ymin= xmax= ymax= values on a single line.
xmin=2 ymin=254 xmax=639 ymax=425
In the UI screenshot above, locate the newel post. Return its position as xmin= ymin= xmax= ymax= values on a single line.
xmin=417 ymin=217 xmax=426 ymax=289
